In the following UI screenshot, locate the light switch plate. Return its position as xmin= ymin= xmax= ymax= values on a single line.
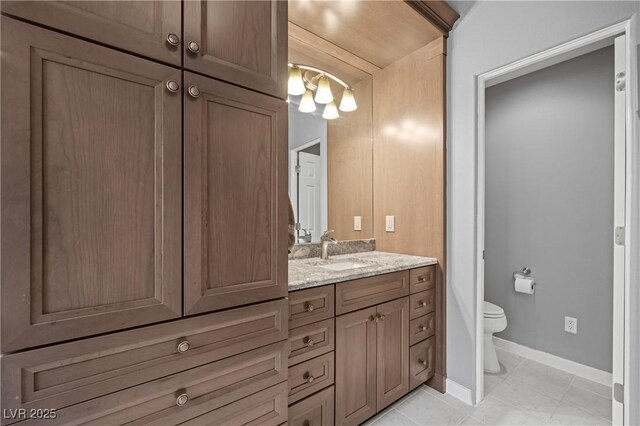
xmin=354 ymin=216 xmax=362 ymax=231
xmin=385 ymin=215 xmax=395 ymax=232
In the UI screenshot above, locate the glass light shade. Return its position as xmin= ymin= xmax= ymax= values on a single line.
xmin=298 ymin=89 xmax=316 ymax=113
xmin=314 ymin=76 xmax=334 ymax=104
xmin=339 ymin=88 xmax=357 ymax=112
xmin=322 ymin=101 xmax=339 ymax=120
xmin=288 ymin=66 xmax=306 ymax=96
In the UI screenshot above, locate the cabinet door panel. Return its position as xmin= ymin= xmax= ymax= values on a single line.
xmin=335 ymin=307 xmax=377 ymax=426
xmin=1 ymin=17 xmax=181 ymax=352
xmin=1 ymin=1 xmax=181 ymax=65
xmin=184 ymin=0 xmax=287 ymax=99
xmin=376 ymin=297 xmax=409 ymax=411
xmin=184 ymin=71 xmax=287 ymax=315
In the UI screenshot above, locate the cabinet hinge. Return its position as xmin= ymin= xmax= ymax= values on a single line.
xmin=614 ymin=382 xmax=624 ymax=403
xmin=615 ymin=226 xmax=625 ymax=246
xmin=295 ymin=165 xmax=301 ymax=174
xmin=616 ymin=71 xmax=626 ymax=92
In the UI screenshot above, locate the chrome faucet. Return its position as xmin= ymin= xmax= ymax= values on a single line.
xmin=320 ymin=230 xmax=338 ymax=260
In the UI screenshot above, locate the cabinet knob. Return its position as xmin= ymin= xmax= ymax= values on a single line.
xmin=176 ymin=392 xmax=189 ymax=406
xmin=418 ymin=359 xmax=427 ymax=367
xmin=166 ymin=33 xmax=180 ymax=46
xmin=305 ymin=373 xmax=315 ymax=383
xmin=187 ymin=41 xmax=201 ymax=53
xmin=188 ymin=85 xmax=201 ymax=98
xmin=304 ymin=337 xmax=314 ymax=347
xmin=166 ymin=80 xmax=180 ymax=93
xmin=378 ymin=314 xmax=385 ymax=322
xmin=420 ymin=301 xmax=427 ymax=307
xmin=420 ymin=325 xmax=427 ymax=332
xmin=418 ymin=276 xmax=427 ymax=282
xmin=303 ymin=421 xmax=312 ymax=426
xmin=177 ymin=339 xmax=190 ymax=353
xmin=305 ymin=303 xmax=315 ymax=312
xmin=369 ymin=315 xmax=376 ymax=322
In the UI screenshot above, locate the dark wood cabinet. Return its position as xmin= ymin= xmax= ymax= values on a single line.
xmin=1 ymin=1 xmax=182 ymax=65
xmin=183 ymin=71 xmax=288 ymax=315
xmin=1 ymin=16 xmax=182 ymax=352
xmin=376 ymin=297 xmax=409 ymax=411
xmin=184 ymin=0 xmax=288 ymax=99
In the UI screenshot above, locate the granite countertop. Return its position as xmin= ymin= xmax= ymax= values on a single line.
xmin=288 ymin=251 xmax=438 ymax=291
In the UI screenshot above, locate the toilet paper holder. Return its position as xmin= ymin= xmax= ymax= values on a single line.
xmin=513 ymin=267 xmax=532 ymax=279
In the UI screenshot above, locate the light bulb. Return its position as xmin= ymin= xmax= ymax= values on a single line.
xmin=339 ymin=87 xmax=357 ymax=112
xmin=288 ymin=66 xmax=306 ymax=96
xmin=322 ymin=101 xmax=339 ymax=120
xmin=314 ymin=75 xmax=334 ymax=104
xmin=298 ymin=89 xmax=316 ymax=113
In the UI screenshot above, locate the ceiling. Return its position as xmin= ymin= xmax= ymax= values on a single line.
xmin=288 ymin=0 xmax=444 ymax=85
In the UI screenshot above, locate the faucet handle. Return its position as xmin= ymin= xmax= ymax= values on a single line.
xmin=321 ymin=229 xmax=335 ymax=240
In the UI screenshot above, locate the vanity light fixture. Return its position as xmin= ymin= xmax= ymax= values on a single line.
xmin=288 ymin=63 xmax=357 ymax=120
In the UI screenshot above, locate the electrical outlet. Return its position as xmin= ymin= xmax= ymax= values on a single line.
xmin=565 ymin=316 xmax=577 ymax=334
xmin=354 ymin=216 xmax=362 ymax=231
xmin=385 ymin=215 xmax=395 ymax=232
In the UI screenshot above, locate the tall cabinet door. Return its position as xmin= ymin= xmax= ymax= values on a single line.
xmin=183 ymin=71 xmax=288 ymax=315
xmin=183 ymin=0 xmax=288 ymax=99
xmin=0 ymin=18 xmax=182 ymax=352
xmin=335 ymin=307 xmax=377 ymax=426
xmin=376 ymin=297 xmax=409 ymax=411
xmin=1 ymin=1 xmax=182 ymax=66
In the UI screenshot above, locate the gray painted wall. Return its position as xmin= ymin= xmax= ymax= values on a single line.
xmin=445 ymin=0 xmax=640 ymax=405
xmin=485 ymin=46 xmax=614 ymax=372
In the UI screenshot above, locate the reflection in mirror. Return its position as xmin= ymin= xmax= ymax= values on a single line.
xmin=288 ymin=76 xmax=373 ymax=244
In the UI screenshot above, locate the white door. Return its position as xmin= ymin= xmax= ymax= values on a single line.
xmin=611 ymin=34 xmax=626 ymax=425
xmin=298 ymin=151 xmax=322 ymax=242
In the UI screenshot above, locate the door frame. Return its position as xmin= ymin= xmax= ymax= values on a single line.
xmin=474 ymin=18 xmax=638 ymax=424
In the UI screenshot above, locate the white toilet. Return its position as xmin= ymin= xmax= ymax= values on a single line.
xmin=484 ymin=301 xmax=507 ymax=373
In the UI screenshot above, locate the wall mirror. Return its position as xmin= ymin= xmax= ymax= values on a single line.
xmin=288 ymin=53 xmax=373 ymax=244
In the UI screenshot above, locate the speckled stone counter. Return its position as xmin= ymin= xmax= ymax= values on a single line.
xmin=288 ymin=251 xmax=437 ymax=291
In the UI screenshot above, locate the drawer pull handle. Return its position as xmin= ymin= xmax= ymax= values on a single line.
xmin=187 ymin=41 xmax=200 ymax=53
xmin=165 ymin=80 xmax=180 ymax=93
xmin=418 ymin=359 xmax=427 ymax=367
xmin=420 ymin=301 xmax=427 ymax=307
xmin=177 ymin=339 xmax=190 ymax=353
xmin=304 ymin=337 xmax=314 ymax=347
xmin=303 ymin=421 xmax=312 ymax=426
xmin=420 ymin=325 xmax=427 ymax=332
xmin=418 ymin=276 xmax=427 ymax=282
xmin=305 ymin=303 xmax=315 ymax=312
xmin=166 ymin=33 xmax=180 ymax=46
xmin=305 ymin=373 xmax=315 ymax=383
xmin=176 ymin=393 xmax=189 ymax=406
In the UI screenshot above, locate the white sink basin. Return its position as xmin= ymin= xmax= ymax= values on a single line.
xmin=319 ymin=262 xmax=369 ymax=271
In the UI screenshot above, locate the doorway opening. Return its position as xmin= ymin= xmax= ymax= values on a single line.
xmin=475 ymin=20 xmax=636 ymax=425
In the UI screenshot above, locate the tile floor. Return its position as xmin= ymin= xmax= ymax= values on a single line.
xmin=365 ymin=348 xmax=612 ymax=426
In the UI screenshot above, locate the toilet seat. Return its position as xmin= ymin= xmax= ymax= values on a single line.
xmin=483 ymin=301 xmax=505 ymax=318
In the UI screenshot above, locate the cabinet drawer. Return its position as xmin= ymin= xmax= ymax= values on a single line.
xmin=289 ymin=386 xmax=335 ymax=426
xmin=1 ymin=299 xmax=287 ymax=416
xmin=409 ymin=289 xmax=435 ymax=319
xmin=288 ymin=352 xmax=335 ymax=404
xmin=289 ymin=318 xmax=335 ymax=366
xmin=180 ymin=382 xmax=288 ymax=426
xmin=410 ymin=337 xmax=435 ymax=391
xmin=336 ymin=271 xmax=409 ymax=315
xmin=289 ymin=286 xmax=335 ymax=329
xmin=18 ymin=341 xmax=288 ymax=425
xmin=409 ymin=312 xmax=436 ymax=346
xmin=410 ymin=266 xmax=436 ymax=294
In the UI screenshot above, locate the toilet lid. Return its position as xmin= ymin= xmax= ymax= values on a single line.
xmin=484 ymin=301 xmax=505 ymax=318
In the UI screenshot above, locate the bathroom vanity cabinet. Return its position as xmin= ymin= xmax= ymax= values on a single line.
xmin=287 ymin=264 xmax=437 ymax=426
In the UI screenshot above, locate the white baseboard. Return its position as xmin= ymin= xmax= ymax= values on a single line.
xmin=446 ymin=379 xmax=474 ymax=406
xmin=493 ymin=336 xmax=612 ymax=386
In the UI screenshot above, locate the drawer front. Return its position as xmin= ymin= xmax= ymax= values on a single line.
xmin=180 ymin=382 xmax=288 ymax=426
xmin=19 ymin=341 xmax=288 ymax=425
xmin=336 ymin=271 xmax=409 ymax=315
xmin=1 ymin=299 xmax=287 ymax=415
xmin=288 ymin=352 xmax=335 ymax=404
xmin=288 ymin=385 xmax=335 ymax=426
xmin=409 ymin=312 xmax=436 ymax=346
xmin=410 ymin=266 xmax=436 ymax=294
xmin=410 ymin=337 xmax=435 ymax=391
xmin=289 ymin=286 xmax=335 ymax=329
xmin=409 ymin=289 xmax=435 ymax=320
xmin=289 ymin=318 xmax=335 ymax=366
